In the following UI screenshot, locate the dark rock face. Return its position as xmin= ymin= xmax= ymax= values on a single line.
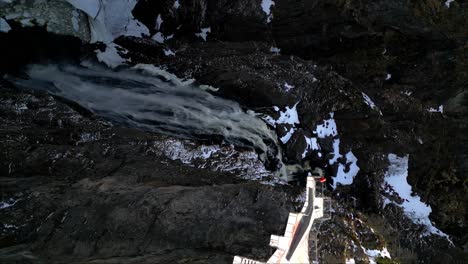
xmin=133 ymin=0 xmax=269 ymax=41
xmin=0 ymin=85 xmax=294 ymax=263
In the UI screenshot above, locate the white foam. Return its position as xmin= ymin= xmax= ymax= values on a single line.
xmin=362 ymin=246 xmax=391 ymax=263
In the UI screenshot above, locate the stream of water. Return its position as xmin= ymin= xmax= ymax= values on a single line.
xmin=10 ymin=63 xmax=292 ymax=177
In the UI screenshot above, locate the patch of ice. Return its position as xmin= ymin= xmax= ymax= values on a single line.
xmin=383 ymin=154 xmax=451 ymax=240
xmin=428 ymin=105 xmax=443 ymax=113
xmin=95 ymin=43 xmax=128 ymax=68
xmin=261 ymin=0 xmax=275 ymax=22
xmin=333 ymin=151 xmax=359 ymax=188
xmin=302 ymin=136 xmax=320 ymax=159
xmin=195 ymin=27 xmax=211 ymax=41
xmin=173 ymin=0 xmax=180 ymax=9
xmin=0 ymin=18 xmax=11 ymax=33
xmin=445 ymin=0 xmax=455 ymax=8
xmin=314 ymin=112 xmax=337 ymax=138
xmin=155 ymin=14 xmax=163 ymax=30
xmin=152 ymin=32 xmax=165 ymax=43
xmin=283 ymin=82 xmax=295 ymax=92
xmin=280 ymin=128 xmax=295 ymax=144
xmin=276 ymin=103 xmax=300 ymax=125
xmin=163 ymin=48 xmax=176 ymax=56
xmin=270 ymin=46 xmax=281 ymax=54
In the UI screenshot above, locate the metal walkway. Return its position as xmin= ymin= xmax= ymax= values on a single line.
xmin=233 ymin=171 xmax=329 ymax=264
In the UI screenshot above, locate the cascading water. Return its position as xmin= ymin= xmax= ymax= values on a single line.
xmin=10 ymin=63 xmax=296 ymax=179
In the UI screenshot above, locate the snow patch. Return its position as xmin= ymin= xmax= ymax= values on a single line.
xmin=95 ymin=43 xmax=127 ymax=69
xmin=445 ymin=0 xmax=455 ymax=8
xmin=0 ymin=198 xmax=20 ymax=209
xmin=428 ymin=105 xmax=443 ymax=113
xmin=155 ymin=14 xmax=163 ymax=30
xmin=152 ymin=32 xmax=165 ymax=43
xmin=71 ymin=10 xmax=80 ymax=32
xmin=195 ymin=27 xmax=211 ymax=41
xmin=283 ymin=82 xmax=295 ymax=92
xmin=385 ymin=73 xmax=392 ymax=80
xmin=0 ymin=18 xmax=11 ymax=33
xmin=302 ymin=136 xmax=320 ymax=158
xmin=280 ymin=128 xmax=295 ymax=144
xmin=333 ymin=151 xmax=360 ymax=188
xmin=329 ymin=138 xmax=341 ymax=165
xmin=164 ymin=48 xmax=176 ymax=56
xmin=261 ymin=0 xmax=275 ymax=22
xmin=270 ymin=46 xmax=281 ymax=54
xmin=383 ymin=154 xmax=451 ymax=240
xmin=363 ymin=247 xmax=391 ymax=264
xmin=276 ymin=103 xmax=300 ymax=125
xmin=173 ymin=0 xmax=180 ymax=9
xmin=314 ymin=112 xmax=337 ymax=138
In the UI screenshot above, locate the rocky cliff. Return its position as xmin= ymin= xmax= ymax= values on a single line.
xmin=1 ymin=0 xmax=467 ymax=263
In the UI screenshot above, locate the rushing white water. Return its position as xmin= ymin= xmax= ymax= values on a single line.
xmin=11 ymin=63 xmax=286 ymax=173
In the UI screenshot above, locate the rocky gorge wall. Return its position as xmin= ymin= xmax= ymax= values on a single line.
xmin=0 ymin=0 xmax=467 ymax=263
